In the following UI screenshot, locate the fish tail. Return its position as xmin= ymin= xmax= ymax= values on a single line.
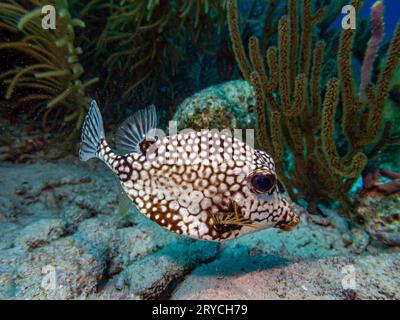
xmin=79 ymin=100 xmax=105 ymax=161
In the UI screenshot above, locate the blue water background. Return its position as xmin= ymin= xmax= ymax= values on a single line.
xmin=333 ymin=0 xmax=399 ymax=40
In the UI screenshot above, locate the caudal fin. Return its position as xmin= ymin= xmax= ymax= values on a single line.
xmin=79 ymin=100 xmax=105 ymax=161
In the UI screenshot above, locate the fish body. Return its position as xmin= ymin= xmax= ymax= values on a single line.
xmin=79 ymin=101 xmax=299 ymax=241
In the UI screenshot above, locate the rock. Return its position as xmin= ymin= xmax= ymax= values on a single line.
xmin=173 ymin=80 xmax=255 ymax=131
xmin=14 ymin=237 xmax=105 ymax=299
xmin=60 ymin=206 xmax=93 ymax=232
xmin=354 ymin=194 xmax=400 ymax=247
xmin=307 ymin=214 xmax=332 ymax=227
xmin=90 ymin=282 xmax=142 ymax=300
xmin=0 ymin=271 xmax=14 ymax=299
xmin=0 ymin=247 xmax=26 ymax=299
xmin=2 ymin=153 xmax=400 ymax=300
xmin=0 ymin=222 xmax=20 ymax=250
xmin=351 ymin=228 xmax=371 ymax=254
xmin=342 ymin=233 xmax=354 ymax=247
xmin=114 ymin=239 xmax=219 ymax=299
xmin=74 ymin=211 xmax=177 ymax=276
xmin=219 ymin=208 xmax=350 ymax=261
xmin=172 ymin=252 xmax=400 ymax=300
xmin=109 ymin=225 xmax=173 ymax=275
xmin=16 ymin=219 xmax=66 ymax=250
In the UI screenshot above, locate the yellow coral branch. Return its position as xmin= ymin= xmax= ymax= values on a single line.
xmin=227 ymin=0 xmax=251 ymax=80
xmin=278 ymin=16 xmax=291 ymax=115
xmin=321 ymin=79 xmax=367 ymax=178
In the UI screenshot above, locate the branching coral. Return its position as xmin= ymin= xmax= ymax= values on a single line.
xmin=359 ymin=1 xmax=384 ymax=103
xmin=0 ymin=0 xmax=98 ymax=148
xmin=228 ymin=0 xmax=400 ymax=215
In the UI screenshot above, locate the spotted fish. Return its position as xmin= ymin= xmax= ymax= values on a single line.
xmin=79 ymin=101 xmax=299 ymax=241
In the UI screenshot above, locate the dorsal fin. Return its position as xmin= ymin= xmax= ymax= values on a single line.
xmin=116 ymin=105 xmax=157 ymax=154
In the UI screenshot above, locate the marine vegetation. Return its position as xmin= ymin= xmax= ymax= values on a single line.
xmin=228 ymin=0 xmax=400 ymax=216
xmin=0 ymin=0 xmax=235 ymax=145
xmin=0 ymin=0 xmax=98 ymax=149
xmin=73 ymin=0 xmax=231 ymax=120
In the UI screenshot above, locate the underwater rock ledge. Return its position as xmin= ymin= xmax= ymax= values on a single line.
xmin=171 ymin=252 xmax=400 ymax=300
xmin=173 ymin=80 xmax=256 ymax=131
xmin=0 ymin=157 xmax=399 ymax=300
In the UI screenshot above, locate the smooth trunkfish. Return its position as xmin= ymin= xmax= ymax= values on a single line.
xmin=79 ymin=100 xmax=299 ymax=241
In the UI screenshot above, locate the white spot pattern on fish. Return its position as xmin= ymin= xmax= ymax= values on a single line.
xmin=79 ymin=101 xmax=299 ymax=241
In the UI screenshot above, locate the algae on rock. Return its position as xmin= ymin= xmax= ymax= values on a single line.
xmin=173 ymin=80 xmax=256 ymax=131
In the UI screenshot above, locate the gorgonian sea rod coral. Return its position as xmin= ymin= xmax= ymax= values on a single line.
xmin=228 ymin=0 xmax=400 ymax=215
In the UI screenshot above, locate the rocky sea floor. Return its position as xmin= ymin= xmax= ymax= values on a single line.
xmin=0 ymin=156 xmax=399 ymax=300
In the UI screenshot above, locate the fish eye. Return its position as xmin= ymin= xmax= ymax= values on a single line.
xmin=248 ymin=171 xmax=276 ymax=194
